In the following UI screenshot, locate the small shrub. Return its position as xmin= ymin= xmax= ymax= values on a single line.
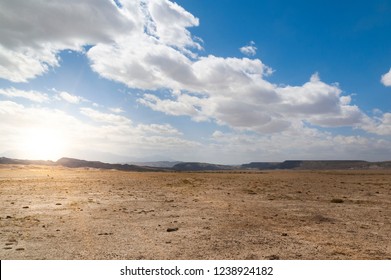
xmin=331 ymin=198 xmax=344 ymax=203
xmin=182 ymin=179 xmax=191 ymax=184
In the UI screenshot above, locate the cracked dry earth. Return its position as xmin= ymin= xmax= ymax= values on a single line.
xmin=0 ymin=165 xmax=390 ymax=260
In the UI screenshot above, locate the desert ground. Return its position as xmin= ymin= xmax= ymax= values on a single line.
xmin=0 ymin=164 xmax=390 ymax=260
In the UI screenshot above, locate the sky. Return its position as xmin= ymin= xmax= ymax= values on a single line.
xmin=0 ymin=0 xmax=391 ymax=164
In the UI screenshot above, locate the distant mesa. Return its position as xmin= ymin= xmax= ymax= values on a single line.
xmin=127 ymin=161 xmax=182 ymax=168
xmin=241 ymin=162 xmax=280 ymax=170
xmin=172 ymin=162 xmax=235 ymax=171
xmin=241 ymin=160 xmax=391 ymax=170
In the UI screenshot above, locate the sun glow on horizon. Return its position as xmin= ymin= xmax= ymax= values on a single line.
xmin=19 ymin=128 xmax=67 ymax=161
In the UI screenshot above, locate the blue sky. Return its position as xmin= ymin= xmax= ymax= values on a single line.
xmin=0 ymin=0 xmax=391 ymax=164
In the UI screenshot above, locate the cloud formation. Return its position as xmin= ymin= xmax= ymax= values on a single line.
xmin=138 ymin=72 xmax=365 ymax=134
xmin=84 ymin=2 xmax=369 ymax=135
xmin=0 ymin=99 xmax=198 ymax=161
xmin=0 ymin=0 xmax=384 ymax=135
xmin=381 ymin=68 xmax=391 ymax=86
xmin=0 ymin=0 xmax=390 ymax=162
xmin=0 ymin=0 xmax=134 ymax=82
xmin=57 ymin=91 xmax=87 ymax=104
xmin=0 ymin=88 xmax=49 ymax=103
xmin=240 ymin=41 xmax=257 ymax=56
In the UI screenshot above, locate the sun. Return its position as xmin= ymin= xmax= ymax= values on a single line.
xmin=20 ymin=128 xmax=67 ymax=161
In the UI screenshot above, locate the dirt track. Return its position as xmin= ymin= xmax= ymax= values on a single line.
xmin=0 ymin=165 xmax=390 ymax=259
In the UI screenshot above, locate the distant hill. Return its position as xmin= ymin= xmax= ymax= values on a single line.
xmin=172 ymin=162 xmax=235 ymax=171
xmin=56 ymin=157 xmax=164 ymax=172
xmin=0 ymin=157 xmax=55 ymax=166
xmin=1 ymin=156 xmax=391 ymax=171
xmin=241 ymin=162 xmax=280 ymax=169
xmin=126 ymin=161 xmax=182 ymax=168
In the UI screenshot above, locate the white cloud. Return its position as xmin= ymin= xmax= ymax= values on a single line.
xmin=57 ymin=91 xmax=86 ymax=104
xmin=0 ymin=100 xmax=25 ymax=117
xmin=80 ymin=107 xmax=132 ymax=125
xmin=0 ymin=87 xmax=49 ymax=103
xmin=137 ymin=93 xmax=205 ymax=118
xmin=88 ymin=34 xmax=197 ymax=90
xmin=0 ymin=45 xmax=59 ymax=82
xmin=361 ymin=112 xmax=391 ymax=135
xmin=0 ymin=0 xmax=203 ymax=83
xmin=240 ymin=41 xmax=257 ymax=56
xmin=381 ymin=68 xmax=391 ymax=86
xmin=277 ymin=73 xmax=364 ymax=127
xmin=0 ymin=0 xmax=134 ymax=82
xmin=138 ymin=73 xmax=366 ymax=134
xmin=278 ymin=73 xmax=341 ymax=115
xmin=89 ymin=3 xmax=275 ymax=93
xmin=145 ymin=0 xmax=202 ymax=52
xmin=109 ymin=107 xmax=125 ymax=114
xmin=137 ymin=123 xmax=182 ymax=135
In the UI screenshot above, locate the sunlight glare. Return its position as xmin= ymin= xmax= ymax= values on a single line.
xmin=20 ymin=128 xmax=67 ymax=161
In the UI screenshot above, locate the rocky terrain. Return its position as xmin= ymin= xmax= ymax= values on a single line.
xmin=0 ymin=164 xmax=390 ymax=260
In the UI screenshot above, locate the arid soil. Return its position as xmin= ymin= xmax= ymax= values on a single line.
xmin=0 ymin=165 xmax=390 ymax=260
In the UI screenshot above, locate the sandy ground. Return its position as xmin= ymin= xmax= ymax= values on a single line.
xmin=0 ymin=165 xmax=390 ymax=260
